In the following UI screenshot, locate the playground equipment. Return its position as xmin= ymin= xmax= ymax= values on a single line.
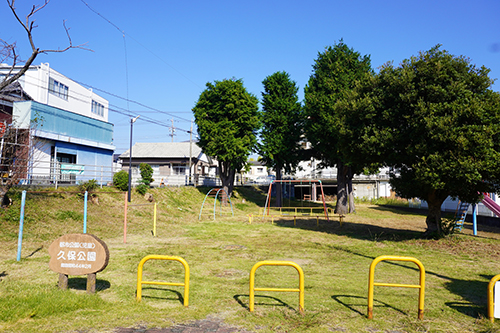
xmin=367 ymin=255 xmax=425 ymax=320
xmin=137 ymin=255 xmax=190 ymax=307
xmin=454 ymin=201 xmax=469 ymax=232
xmin=249 ymin=260 xmax=304 ymax=313
xmin=17 ymin=190 xmax=92 ymax=261
xmin=262 ymin=180 xmax=329 ymax=223
xmin=123 ymin=192 xmax=158 ymax=243
xmin=454 ymin=193 xmax=500 ymax=235
xmin=198 ymin=188 xmax=234 ymax=220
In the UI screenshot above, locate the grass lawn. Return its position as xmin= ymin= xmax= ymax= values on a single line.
xmin=1 ymin=186 xmax=500 ymax=332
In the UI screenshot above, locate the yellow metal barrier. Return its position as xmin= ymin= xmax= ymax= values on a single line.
xmin=488 ymin=274 xmax=500 ymax=322
xmin=257 ymin=207 xmax=338 ymax=226
xmin=249 ymin=260 xmax=304 ymax=313
xmin=137 ymin=255 xmax=190 ymax=307
xmin=368 ymin=255 xmax=425 ymax=319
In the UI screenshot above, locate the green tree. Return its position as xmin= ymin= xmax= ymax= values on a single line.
xmin=260 ymin=71 xmax=303 ymax=206
xmin=193 ymin=78 xmax=260 ymax=198
xmin=139 ymin=163 xmax=154 ymax=185
xmin=113 ymin=170 xmax=129 ymax=192
xmin=354 ymin=45 xmax=500 ymax=236
xmin=303 ymin=40 xmax=373 ymax=215
xmin=136 ymin=163 xmax=154 ymax=195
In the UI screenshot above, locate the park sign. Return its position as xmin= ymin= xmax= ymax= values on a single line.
xmin=48 ymin=233 xmax=109 ymax=276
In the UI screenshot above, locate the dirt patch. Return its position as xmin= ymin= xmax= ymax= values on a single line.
xmin=114 ymin=317 xmax=253 ymax=333
xmin=407 ymin=237 xmax=500 ymax=259
xmin=216 ymin=268 xmax=247 ymax=279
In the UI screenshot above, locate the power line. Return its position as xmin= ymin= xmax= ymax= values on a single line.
xmin=2 ymin=72 xmax=195 ymax=135
xmin=79 ymin=0 xmax=202 ymax=90
xmin=71 ymin=79 xmax=193 ymax=123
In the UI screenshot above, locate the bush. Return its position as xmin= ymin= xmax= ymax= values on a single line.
xmin=136 ymin=183 xmax=149 ymax=195
xmin=78 ymin=179 xmax=99 ymax=193
xmin=113 ymin=170 xmax=129 ymax=191
xmin=139 ymin=163 xmax=154 ymax=185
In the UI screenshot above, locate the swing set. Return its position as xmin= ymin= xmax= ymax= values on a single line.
xmin=262 ymin=180 xmax=330 ymax=222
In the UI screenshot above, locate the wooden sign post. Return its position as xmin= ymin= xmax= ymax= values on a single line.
xmin=48 ymin=234 xmax=109 ymax=294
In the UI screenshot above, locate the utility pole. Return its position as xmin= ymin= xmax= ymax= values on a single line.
xmin=189 ymin=119 xmax=193 ymax=185
xmin=170 ymin=118 xmax=175 ymax=142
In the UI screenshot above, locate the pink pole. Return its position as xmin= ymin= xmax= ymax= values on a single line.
xmin=124 ymin=192 xmax=128 ymax=243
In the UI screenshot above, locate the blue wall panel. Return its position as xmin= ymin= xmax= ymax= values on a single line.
xmin=29 ymin=101 xmax=114 ymax=144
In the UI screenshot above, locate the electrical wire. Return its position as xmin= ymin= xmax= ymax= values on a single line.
xmin=79 ymin=0 xmax=202 ymax=90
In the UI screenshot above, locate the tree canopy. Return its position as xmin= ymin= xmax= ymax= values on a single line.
xmin=348 ymin=45 xmax=500 ymax=236
xmin=303 ymin=40 xmax=373 ymax=214
xmin=193 ymin=78 xmax=260 ymax=197
xmin=260 ymin=71 xmax=303 ymax=206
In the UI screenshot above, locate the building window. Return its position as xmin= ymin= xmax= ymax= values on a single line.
xmin=91 ymin=100 xmax=105 ymax=117
xmin=173 ymin=165 xmax=187 ymax=175
xmin=49 ymin=77 xmax=69 ymax=100
xmin=56 ymin=153 xmax=76 ymax=164
xmin=257 ymin=167 xmax=264 ymax=173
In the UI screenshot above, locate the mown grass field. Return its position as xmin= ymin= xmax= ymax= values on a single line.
xmin=1 ymin=186 xmax=500 ymax=332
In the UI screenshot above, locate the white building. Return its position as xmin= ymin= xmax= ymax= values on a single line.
xmin=0 ymin=63 xmax=115 ymax=185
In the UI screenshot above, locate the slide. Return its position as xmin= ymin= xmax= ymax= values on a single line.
xmin=481 ymin=194 xmax=500 ymax=218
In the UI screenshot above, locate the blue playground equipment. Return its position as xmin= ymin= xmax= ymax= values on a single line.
xmin=454 ymin=193 xmax=500 ymax=234
xmin=454 ymin=201 xmax=469 ymax=232
xmin=198 ymin=188 xmax=234 ymax=220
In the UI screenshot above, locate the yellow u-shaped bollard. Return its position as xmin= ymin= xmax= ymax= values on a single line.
xmin=137 ymin=255 xmax=190 ymax=307
xmin=368 ymin=255 xmax=425 ymax=319
xmin=488 ymin=274 xmax=500 ymax=322
xmin=249 ymin=260 xmax=304 ymax=314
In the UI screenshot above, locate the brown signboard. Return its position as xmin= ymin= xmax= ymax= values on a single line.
xmin=48 ymin=234 xmax=109 ymax=276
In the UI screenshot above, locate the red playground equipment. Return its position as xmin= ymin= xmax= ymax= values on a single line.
xmin=263 ymin=180 xmax=329 ymax=222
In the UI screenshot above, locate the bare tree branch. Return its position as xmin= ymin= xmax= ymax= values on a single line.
xmin=0 ymin=0 xmax=92 ymax=92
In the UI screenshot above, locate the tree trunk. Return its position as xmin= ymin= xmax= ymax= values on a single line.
xmin=424 ymin=189 xmax=448 ymax=237
xmin=335 ymin=162 xmax=349 ymax=215
xmin=218 ymin=161 xmax=235 ymax=205
xmin=0 ymin=185 xmax=10 ymax=207
xmin=275 ymin=166 xmax=282 ymax=207
xmin=347 ymin=167 xmax=355 ymax=213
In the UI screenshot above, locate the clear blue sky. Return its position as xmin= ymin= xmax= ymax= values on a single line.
xmin=2 ymin=0 xmax=500 ymax=153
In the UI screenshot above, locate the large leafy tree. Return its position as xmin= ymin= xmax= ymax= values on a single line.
xmin=303 ymin=40 xmax=373 ymax=215
xmin=260 ymin=71 xmax=303 ymax=206
xmin=352 ymin=45 xmax=500 ymax=236
xmin=193 ymin=78 xmax=260 ymax=198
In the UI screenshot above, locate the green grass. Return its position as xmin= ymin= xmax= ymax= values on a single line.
xmin=0 ymin=186 xmax=500 ymax=332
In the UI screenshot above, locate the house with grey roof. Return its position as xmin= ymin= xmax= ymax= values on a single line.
xmin=118 ymin=142 xmax=217 ymax=186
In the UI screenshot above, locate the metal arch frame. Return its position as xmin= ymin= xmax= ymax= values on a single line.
xmin=198 ymin=188 xmax=234 ymax=220
xmin=136 ymin=255 xmax=190 ymax=307
xmin=367 ymin=255 xmax=425 ymax=320
xmin=249 ymin=260 xmax=305 ymax=313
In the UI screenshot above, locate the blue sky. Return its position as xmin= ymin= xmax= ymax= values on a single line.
xmin=2 ymin=0 xmax=500 ymax=153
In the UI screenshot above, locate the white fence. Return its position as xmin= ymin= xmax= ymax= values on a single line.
xmin=7 ymin=158 xmax=224 ymax=189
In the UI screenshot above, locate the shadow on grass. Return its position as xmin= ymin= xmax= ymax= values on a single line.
xmin=24 ymin=246 xmax=43 ymax=259
xmin=274 ymin=217 xmax=422 ymax=242
xmin=327 ymin=244 xmax=492 ymax=319
xmin=195 ymin=186 xmax=270 ymax=207
xmin=331 ymin=294 xmax=406 ymax=317
xmin=139 ymin=287 xmax=185 ymax=305
xmin=233 ymin=294 xmax=295 ymax=311
xmin=444 ymin=276 xmax=490 ymax=318
xmin=67 ymin=277 xmax=111 ymax=292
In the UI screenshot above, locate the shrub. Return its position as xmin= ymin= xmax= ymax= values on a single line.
xmin=136 ymin=183 xmax=149 ymax=195
xmin=113 ymin=170 xmax=129 ymax=191
xmin=139 ymin=163 xmax=154 ymax=186
xmin=78 ymin=179 xmax=99 ymax=193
